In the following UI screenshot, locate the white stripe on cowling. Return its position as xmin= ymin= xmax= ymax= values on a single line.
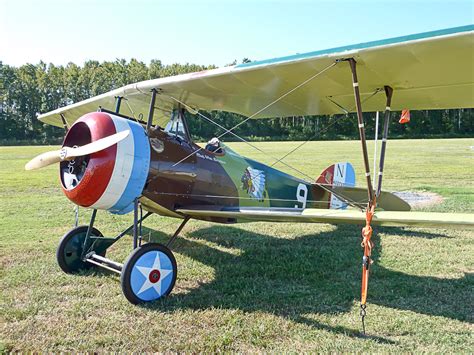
xmin=90 ymin=116 xmax=135 ymax=210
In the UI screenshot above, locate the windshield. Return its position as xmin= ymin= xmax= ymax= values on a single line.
xmin=164 ymin=110 xmax=189 ymax=141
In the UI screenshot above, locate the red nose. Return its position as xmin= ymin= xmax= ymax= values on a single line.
xmin=60 ymin=112 xmax=117 ymax=207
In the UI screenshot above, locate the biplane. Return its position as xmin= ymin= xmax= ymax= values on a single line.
xmin=26 ymin=25 xmax=474 ymax=317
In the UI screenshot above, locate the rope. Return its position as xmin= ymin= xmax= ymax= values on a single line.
xmin=171 ymin=62 xmax=338 ymax=168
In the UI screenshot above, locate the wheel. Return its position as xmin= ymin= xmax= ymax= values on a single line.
xmin=121 ymin=243 xmax=177 ymax=304
xmin=56 ymin=225 xmax=105 ymax=274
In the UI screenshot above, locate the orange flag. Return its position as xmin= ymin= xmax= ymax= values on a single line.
xmin=399 ymin=109 xmax=410 ymax=124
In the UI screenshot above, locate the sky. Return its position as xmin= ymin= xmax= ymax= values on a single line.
xmin=1 ymin=0 xmax=473 ymax=68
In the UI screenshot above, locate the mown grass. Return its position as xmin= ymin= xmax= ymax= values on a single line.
xmin=1 ymin=138 xmax=473 ymax=352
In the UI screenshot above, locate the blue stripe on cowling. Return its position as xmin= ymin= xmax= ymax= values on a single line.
xmin=108 ymin=120 xmax=150 ymax=214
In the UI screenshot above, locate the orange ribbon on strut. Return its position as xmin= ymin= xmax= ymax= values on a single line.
xmin=360 ymin=202 xmax=375 ymax=306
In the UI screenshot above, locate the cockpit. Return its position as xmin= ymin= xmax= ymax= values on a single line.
xmin=163 ymin=109 xmax=225 ymax=156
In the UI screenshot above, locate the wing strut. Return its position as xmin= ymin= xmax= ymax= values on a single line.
xmin=376 ymin=86 xmax=393 ymax=197
xmin=347 ymin=58 xmax=375 ymax=203
xmin=345 ymin=58 xmax=395 ymax=334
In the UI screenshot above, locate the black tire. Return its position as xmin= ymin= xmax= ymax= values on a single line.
xmin=56 ymin=225 xmax=105 ymax=274
xmin=121 ymin=243 xmax=177 ymax=304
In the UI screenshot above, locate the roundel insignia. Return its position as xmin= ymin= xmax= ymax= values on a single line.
xmin=130 ymin=250 xmax=175 ymax=301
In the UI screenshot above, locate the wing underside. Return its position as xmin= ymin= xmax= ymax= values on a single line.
xmin=176 ymin=207 xmax=474 ymax=230
xmin=38 ymin=25 xmax=474 ymax=128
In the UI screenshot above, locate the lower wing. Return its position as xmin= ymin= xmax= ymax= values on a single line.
xmin=177 ymin=207 xmax=474 ymax=230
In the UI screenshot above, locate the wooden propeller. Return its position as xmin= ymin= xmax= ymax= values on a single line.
xmin=25 ymin=130 xmax=130 ymax=171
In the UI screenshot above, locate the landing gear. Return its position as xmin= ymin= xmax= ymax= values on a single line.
xmin=55 ymin=201 xmax=189 ymax=304
xmin=56 ymin=225 xmax=105 ymax=273
xmin=121 ymin=243 xmax=177 ymax=304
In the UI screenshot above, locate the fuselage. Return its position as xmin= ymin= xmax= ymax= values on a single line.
xmin=58 ymin=111 xmax=333 ymax=222
xmin=141 ymin=127 xmax=330 ymax=222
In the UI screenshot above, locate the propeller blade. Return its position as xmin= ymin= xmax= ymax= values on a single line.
xmin=25 ymin=150 xmax=62 ymax=171
xmin=63 ymin=130 xmax=130 ymax=159
xmin=25 ymin=130 xmax=130 ymax=171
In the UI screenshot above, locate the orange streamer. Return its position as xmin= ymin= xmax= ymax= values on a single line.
xmin=360 ymin=203 xmax=375 ymax=305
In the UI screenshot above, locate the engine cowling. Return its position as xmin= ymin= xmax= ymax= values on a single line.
xmin=60 ymin=112 xmax=150 ymax=214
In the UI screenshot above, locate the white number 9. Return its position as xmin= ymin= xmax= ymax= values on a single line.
xmin=295 ymin=183 xmax=308 ymax=209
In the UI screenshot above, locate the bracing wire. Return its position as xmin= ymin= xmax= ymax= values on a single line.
xmin=171 ymin=62 xmax=338 ymax=168
xmin=271 ymin=88 xmax=384 ymax=170
xmin=153 ymin=191 xmax=368 ymax=209
xmin=168 ymin=96 xmax=315 ymax=184
xmin=168 ymin=96 xmax=363 ymax=210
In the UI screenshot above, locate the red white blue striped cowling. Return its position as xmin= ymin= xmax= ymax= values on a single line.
xmin=61 ymin=112 xmax=150 ymax=214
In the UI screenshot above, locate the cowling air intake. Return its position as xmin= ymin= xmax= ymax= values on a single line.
xmin=60 ymin=112 xmax=150 ymax=214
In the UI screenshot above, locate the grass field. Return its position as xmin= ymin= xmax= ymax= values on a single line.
xmin=1 ymin=138 xmax=473 ymax=352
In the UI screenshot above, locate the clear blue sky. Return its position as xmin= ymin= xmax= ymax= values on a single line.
xmin=1 ymin=0 xmax=473 ymax=68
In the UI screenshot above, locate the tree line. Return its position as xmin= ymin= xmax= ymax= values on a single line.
xmin=1 ymin=59 xmax=472 ymax=145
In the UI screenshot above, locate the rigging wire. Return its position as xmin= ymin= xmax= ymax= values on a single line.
xmin=170 ymin=62 xmax=338 ymax=168
xmin=168 ymin=96 xmax=315 ymax=184
xmin=123 ymin=98 xmax=139 ymax=122
xmin=271 ymin=88 xmax=384 ymax=171
xmin=326 ymin=87 xmax=383 ymax=116
xmin=168 ymin=96 xmax=362 ymax=210
xmin=152 ymin=191 xmax=368 ymax=209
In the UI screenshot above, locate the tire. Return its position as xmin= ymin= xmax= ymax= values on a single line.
xmin=56 ymin=225 xmax=105 ymax=274
xmin=121 ymin=243 xmax=177 ymax=304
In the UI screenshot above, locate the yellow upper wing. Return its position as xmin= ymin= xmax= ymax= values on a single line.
xmin=39 ymin=25 xmax=474 ymax=128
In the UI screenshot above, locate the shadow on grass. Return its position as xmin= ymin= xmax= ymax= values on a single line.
xmin=133 ymin=223 xmax=471 ymax=339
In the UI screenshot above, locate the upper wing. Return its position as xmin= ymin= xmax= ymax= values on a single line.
xmin=176 ymin=206 xmax=474 ymax=230
xmin=39 ymin=25 xmax=474 ymax=128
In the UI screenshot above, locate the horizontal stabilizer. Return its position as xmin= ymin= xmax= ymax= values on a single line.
xmin=177 ymin=207 xmax=474 ymax=230
xmin=325 ymin=186 xmax=411 ymax=211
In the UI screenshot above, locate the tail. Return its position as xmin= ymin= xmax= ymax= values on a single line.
xmin=315 ymin=162 xmax=410 ymax=211
xmin=316 ymin=162 xmax=356 ymax=210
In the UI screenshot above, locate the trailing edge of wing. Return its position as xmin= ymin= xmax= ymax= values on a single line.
xmin=38 ymin=25 xmax=474 ymax=128
xmin=176 ymin=207 xmax=474 ymax=230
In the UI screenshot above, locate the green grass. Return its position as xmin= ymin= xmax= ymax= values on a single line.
xmin=1 ymin=138 xmax=473 ymax=352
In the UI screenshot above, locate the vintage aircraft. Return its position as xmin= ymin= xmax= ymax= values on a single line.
xmin=26 ymin=25 xmax=473 ymax=321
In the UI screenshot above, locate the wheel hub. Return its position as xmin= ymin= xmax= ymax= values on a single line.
xmin=149 ymin=269 xmax=161 ymax=283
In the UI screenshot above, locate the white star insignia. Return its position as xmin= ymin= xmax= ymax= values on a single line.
xmin=136 ymin=252 xmax=173 ymax=296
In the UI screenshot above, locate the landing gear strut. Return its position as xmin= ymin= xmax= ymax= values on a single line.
xmin=55 ymin=91 xmax=188 ymax=303
xmin=56 ymin=199 xmax=189 ymax=304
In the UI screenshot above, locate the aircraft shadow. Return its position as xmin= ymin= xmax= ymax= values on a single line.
xmin=139 ymin=223 xmax=471 ymax=337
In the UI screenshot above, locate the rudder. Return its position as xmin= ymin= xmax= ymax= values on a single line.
xmin=316 ymin=162 xmax=355 ymax=209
